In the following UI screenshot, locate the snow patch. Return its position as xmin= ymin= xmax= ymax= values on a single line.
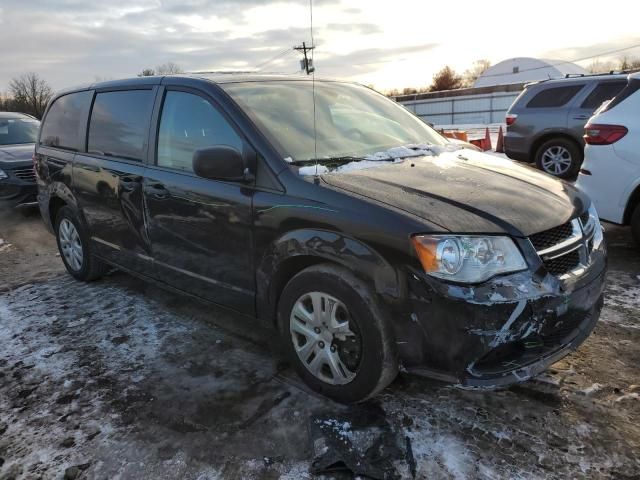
xmin=317 ymin=418 xmax=353 ymax=440
xmin=614 ymin=393 xmax=639 ymax=403
xmin=0 ymin=237 xmax=12 ymax=252
xmin=297 ymin=144 xmax=439 ymax=176
xmin=580 ymin=383 xmax=603 ymax=396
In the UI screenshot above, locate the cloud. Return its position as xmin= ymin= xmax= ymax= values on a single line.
xmin=541 ymin=35 xmax=640 ymax=65
xmin=0 ymin=0 xmax=342 ymax=91
xmin=318 ymin=43 xmax=439 ymax=77
xmin=325 ymin=23 xmax=382 ymax=35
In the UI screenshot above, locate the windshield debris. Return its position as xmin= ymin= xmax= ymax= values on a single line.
xmin=296 ymin=144 xmax=442 ymax=176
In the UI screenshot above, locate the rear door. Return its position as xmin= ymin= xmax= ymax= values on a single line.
xmin=37 ymin=90 xmax=93 ymax=207
xmin=73 ymin=87 xmax=157 ymax=275
xmin=143 ymin=86 xmax=255 ymax=313
xmin=568 ymin=80 xmax=627 ymax=136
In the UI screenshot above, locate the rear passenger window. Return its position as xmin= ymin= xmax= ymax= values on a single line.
xmin=88 ymin=90 xmax=155 ymax=161
xmin=602 ymin=79 xmax=640 ymax=112
xmin=157 ymin=91 xmax=243 ymax=172
xmin=580 ymin=82 xmax=627 ymax=109
xmin=526 ymin=85 xmax=584 ymax=108
xmin=40 ymin=91 xmax=92 ymax=151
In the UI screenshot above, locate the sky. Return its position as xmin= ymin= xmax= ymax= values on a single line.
xmin=1 ymin=0 xmax=639 ymax=93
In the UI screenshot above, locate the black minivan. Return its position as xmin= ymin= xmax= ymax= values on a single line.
xmin=35 ymin=75 xmax=606 ymax=403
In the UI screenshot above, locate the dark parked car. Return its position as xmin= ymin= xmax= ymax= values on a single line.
xmin=36 ymin=75 xmax=606 ymax=403
xmin=505 ymin=73 xmax=627 ymax=178
xmin=0 ymin=112 xmax=39 ymax=206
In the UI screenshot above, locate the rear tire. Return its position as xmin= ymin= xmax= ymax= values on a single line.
xmin=55 ymin=206 xmax=108 ymax=282
xmin=535 ymin=138 xmax=582 ymax=179
xmin=278 ymin=264 xmax=398 ymax=403
xmin=631 ymin=204 xmax=640 ymax=247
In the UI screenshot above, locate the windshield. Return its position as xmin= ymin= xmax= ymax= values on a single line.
xmin=222 ymin=81 xmax=447 ymax=163
xmin=0 ymin=117 xmax=40 ymax=145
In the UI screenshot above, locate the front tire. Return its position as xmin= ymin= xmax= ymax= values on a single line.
xmin=55 ymin=206 xmax=107 ymax=281
xmin=278 ymin=264 xmax=398 ymax=403
xmin=535 ymin=138 xmax=582 ymax=179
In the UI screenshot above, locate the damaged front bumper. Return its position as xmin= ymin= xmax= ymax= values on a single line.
xmin=394 ymin=236 xmax=607 ymax=388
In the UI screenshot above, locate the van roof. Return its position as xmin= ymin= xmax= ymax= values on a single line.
xmin=56 ymin=73 xmax=346 ymax=97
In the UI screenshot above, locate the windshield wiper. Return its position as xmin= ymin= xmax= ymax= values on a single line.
xmin=290 ymin=155 xmax=365 ymax=167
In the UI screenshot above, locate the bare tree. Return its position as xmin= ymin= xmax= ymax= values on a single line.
xmin=619 ymin=56 xmax=640 ymax=71
xmin=429 ymin=66 xmax=463 ymax=92
xmin=138 ymin=62 xmax=183 ymax=77
xmin=462 ymin=59 xmax=491 ymax=87
xmin=9 ymin=73 xmax=53 ymax=118
xmin=155 ymin=62 xmax=183 ymax=75
xmin=588 ymin=58 xmax=616 ymax=74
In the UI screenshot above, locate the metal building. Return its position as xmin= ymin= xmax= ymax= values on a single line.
xmin=395 ymin=57 xmax=588 ymax=126
xmin=474 ymin=57 xmax=588 ymax=87
xmin=396 ymin=83 xmax=524 ymax=126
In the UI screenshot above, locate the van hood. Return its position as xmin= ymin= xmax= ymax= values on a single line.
xmin=321 ymin=150 xmax=589 ymax=237
xmin=0 ymin=144 xmax=35 ymax=163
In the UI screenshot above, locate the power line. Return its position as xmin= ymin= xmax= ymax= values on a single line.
xmin=257 ymin=50 xmax=303 ymax=73
xmin=254 ymin=48 xmax=294 ymax=72
xmin=480 ymin=42 xmax=640 ymax=79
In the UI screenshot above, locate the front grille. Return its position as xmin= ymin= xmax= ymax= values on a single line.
xmin=543 ymin=249 xmax=581 ymax=276
xmin=529 ymin=222 xmax=573 ymax=251
xmin=13 ymin=167 xmax=36 ymax=182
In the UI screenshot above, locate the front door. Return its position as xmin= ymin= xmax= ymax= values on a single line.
xmin=143 ymin=88 xmax=255 ymax=314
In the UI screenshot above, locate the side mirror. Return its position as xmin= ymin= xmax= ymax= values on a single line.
xmin=192 ymin=145 xmax=253 ymax=182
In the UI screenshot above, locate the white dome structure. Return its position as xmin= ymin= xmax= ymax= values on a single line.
xmin=474 ymin=57 xmax=588 ymax=88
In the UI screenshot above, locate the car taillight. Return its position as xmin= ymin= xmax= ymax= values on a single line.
xmin=584 ymin=123 xmax=628 ymax=145
xmin=505 ymin=114 xmax=517 ymax=126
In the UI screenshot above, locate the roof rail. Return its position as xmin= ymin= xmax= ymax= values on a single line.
xmin=564 ymin=70 xmax=631 ymax=79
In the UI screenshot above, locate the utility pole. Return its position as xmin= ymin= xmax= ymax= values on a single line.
xmin=294 ymin=41 xmax=315 ymax=75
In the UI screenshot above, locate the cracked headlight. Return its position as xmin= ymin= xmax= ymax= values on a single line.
xmin=411 ymin=235 xmax=528 ymax=283
xmin=0 ymin=169 xmax=7 ymax=180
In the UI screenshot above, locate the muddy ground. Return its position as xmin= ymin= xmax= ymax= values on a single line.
xmin=0 ymin=207 xmax=639 ymax=480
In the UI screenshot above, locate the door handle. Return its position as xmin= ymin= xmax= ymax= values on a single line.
xmin=573 ymin=115 xmax=590 ymax=120
xmin=146 ymin=183 xmax=169 ymax=199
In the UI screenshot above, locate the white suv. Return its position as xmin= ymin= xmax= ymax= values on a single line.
xmin=577 ymin=71 xmax=640 ymax=245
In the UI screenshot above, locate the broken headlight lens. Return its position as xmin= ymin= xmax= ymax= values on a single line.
xmin=411 ymin=235 xmax=527 ymax=283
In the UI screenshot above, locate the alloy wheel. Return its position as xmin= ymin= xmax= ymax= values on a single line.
xmin=541 ymin=146 xmax=572 ymax=176
xmin=58 ymin=218 xmax=83 ymax=272
xmin=289 ymin=291 xmax=361 ymax=385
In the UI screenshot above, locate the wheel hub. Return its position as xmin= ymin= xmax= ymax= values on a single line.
xmin=541 ymin=146 xmax=572 ymax=175
xmin=289 ymin=291 xmax=361 ymax=385
xmin=58 ymin=218 xmax=83 ymax=272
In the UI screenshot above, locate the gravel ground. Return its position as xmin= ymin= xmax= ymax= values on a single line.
xmin=0 ymin=207 xmax=639 ymax=479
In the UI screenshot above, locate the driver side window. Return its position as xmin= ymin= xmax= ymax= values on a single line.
xmin=157 ymin=91 xmax=243 ymax=172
